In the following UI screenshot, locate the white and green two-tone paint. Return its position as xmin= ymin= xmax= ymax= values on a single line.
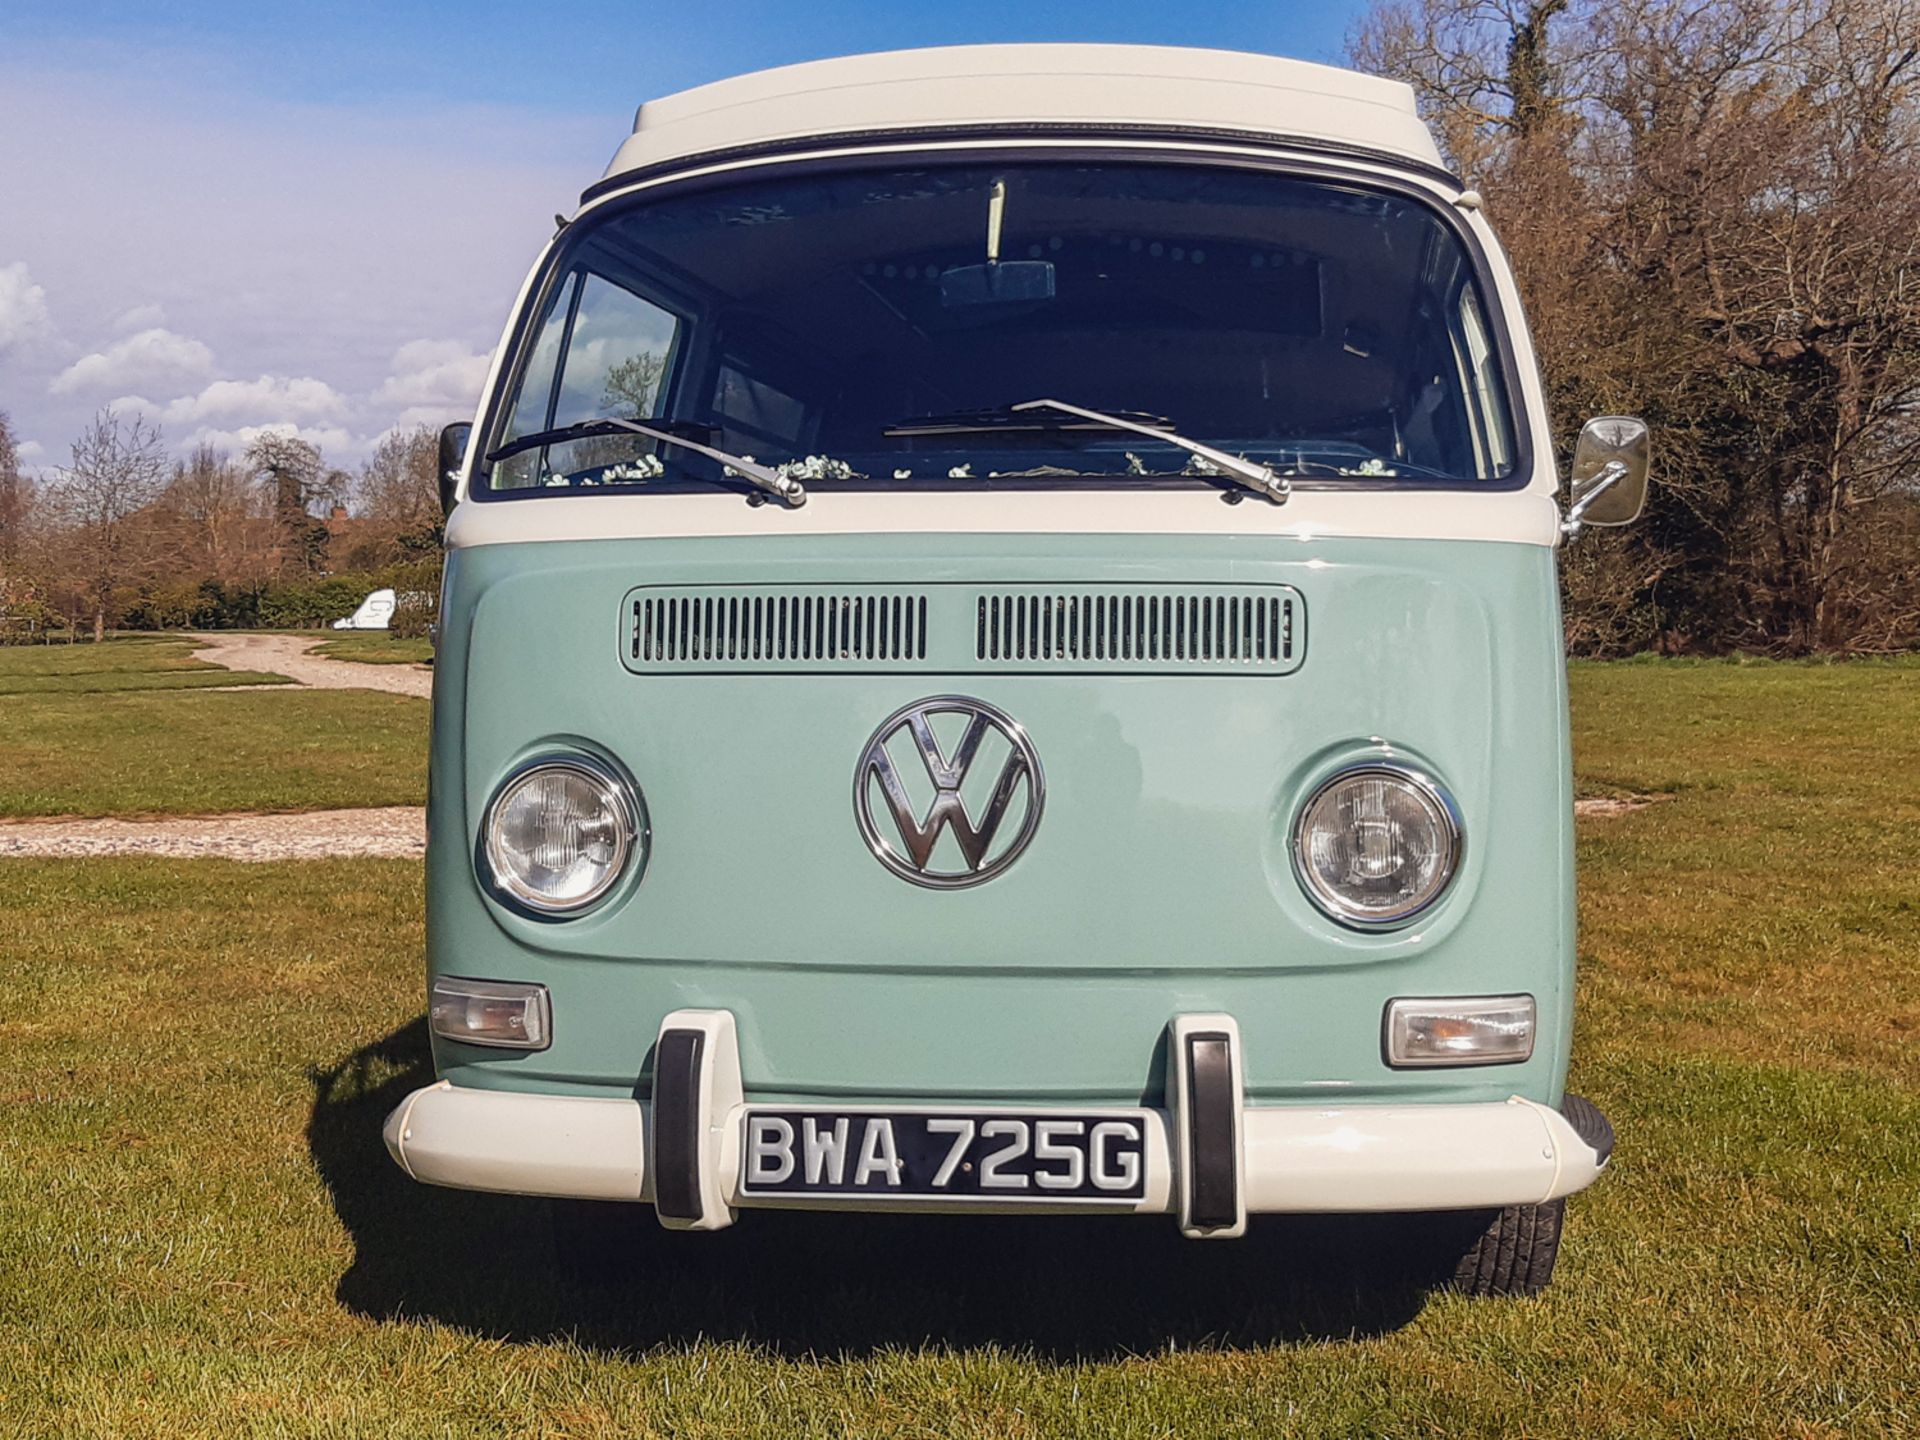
xmin=383 ymin=44 xmax=1651 ymax=1296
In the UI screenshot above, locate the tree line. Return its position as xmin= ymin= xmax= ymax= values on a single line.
xmin=0 ymin=407 xmax=443 ymax=641
xmin=5 ymin=0 xmax=1918 ymax=655
xmin=1352 ymin=0 xmax=1920 ymax=653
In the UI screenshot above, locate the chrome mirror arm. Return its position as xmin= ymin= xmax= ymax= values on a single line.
xmin=1561 ymin=459 xmax=1628 ymax=540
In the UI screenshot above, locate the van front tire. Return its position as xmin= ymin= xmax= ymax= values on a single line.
xmin=1445 ymin=1197 xmax=1566 ymax=1297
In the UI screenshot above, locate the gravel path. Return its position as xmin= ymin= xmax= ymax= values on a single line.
xmin=10 ymin=629 xmax=1646 ymax=860
xmin=1573 ymin=795 xmax=1660 ymax=816
xmin=2 ymin=796 xmax=1649 ymax=863
xmin=190 ymin=632 xmax=434 ymax=699
xmin=0 ymin=636 xmax=431 ymax=860
xmin=0 ymin=808 xmax=425 ymax=861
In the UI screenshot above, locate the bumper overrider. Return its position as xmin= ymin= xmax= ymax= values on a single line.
xmin=384 ymin=1010 xmax=1613 ymax=1239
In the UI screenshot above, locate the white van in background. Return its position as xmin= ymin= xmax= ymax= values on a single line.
xmin=332 ymin=588 xmax=398 ymax=631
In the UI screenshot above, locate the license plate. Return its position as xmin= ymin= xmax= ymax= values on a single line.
xmin=738 ymin=1109 xmax=1149 ymax=1201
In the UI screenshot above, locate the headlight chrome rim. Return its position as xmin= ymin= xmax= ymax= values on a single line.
xmin=1291 ymin=761 xmax=1464 ymax=929
xmin=478 ymin=753 xmax=644 ymax=918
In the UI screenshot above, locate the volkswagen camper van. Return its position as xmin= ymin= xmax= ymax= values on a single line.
xmin=385 ymin=44 xmax=1648 ymax=1296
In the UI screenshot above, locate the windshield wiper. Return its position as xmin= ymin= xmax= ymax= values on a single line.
xmin=1008 ymin=399 xmax=1289 ymax=504
xmin=485 ymin=418 xmax=807 ymax=508
xmin=885 ymin=399 xmax=1289 ymax=503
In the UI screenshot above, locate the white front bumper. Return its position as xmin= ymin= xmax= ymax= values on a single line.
xmin=383 ymin=1083 xmax=1606 ymax=1219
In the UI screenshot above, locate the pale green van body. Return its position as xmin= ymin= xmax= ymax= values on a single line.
xmin=426 ymin=532 xmax=1575 ymax=1109
xmin=384 ymin=44 xmax=1614 ymax=1255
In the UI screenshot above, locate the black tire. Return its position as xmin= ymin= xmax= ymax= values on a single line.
xmin=1446 ymin=1197 xmax=1566 ymax=1297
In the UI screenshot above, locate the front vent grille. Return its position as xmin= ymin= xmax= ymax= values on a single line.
xmin=620 ymin=583 xmax=1304 ymax=674
xmin=974 ymin=589 xmax=1300 ymax=671
xmin=628 ymin=589 xmax=929 ymax=668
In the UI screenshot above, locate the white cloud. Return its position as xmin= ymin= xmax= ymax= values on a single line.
xmin=16 ymin=439 xmax=46 ymax=461
xmin=0 ymin=56 xmax=595 ymax=468
xmin=0 ymin=262 xmax=54 ymax=357
xmin=94 ymin=378 xmax=360 ymax=461
xmin=372 ymin=338 xmax=491 ymax=429
xmin=112 ymin=303 xmax=168 ymax=332
xmin=158 ymin=374 xmax=347 ymax=427
xmin=50 ymin=327 xmax=215 ymax=396
xmin=184 ymin=420 xmax=358 ymax=457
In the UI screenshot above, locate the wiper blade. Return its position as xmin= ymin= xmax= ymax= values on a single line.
xmin=1009 ymin=399 xmax=1289 ymax=505
xmin=884 ymin=406 xmax=1174 ymax=437
xmin=486 ymin=417 xmax=715 ymax=461
xmin=485 ymin=418 xmax=807 ymax=508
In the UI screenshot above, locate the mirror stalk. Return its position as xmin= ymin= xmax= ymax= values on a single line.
xmin=1560 ymin=460 xmax=1628 ymax=539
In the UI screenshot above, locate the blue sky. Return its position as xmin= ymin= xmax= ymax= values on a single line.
xmin=0 ymin=1 xmax=1370 ymax=472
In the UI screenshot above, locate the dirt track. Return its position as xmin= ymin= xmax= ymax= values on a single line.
xmin=190 ymin=632 xmax=434 ymax=699
xmin=0 ymin=634 xmax=432 ymax=861
xmin=4 ymin=639 xmax=1638 ymax=859
xmin=2 ymin=798 xmax=1641 ymax=862
xmin=0 ymin=807 xmax=425 ymax=861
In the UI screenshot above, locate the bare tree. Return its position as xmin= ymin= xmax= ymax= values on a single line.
xmin=156 ymin=444 xmax=270 ymax=583
xmin=1351 ymin=0 xmax=1920 ymax=653
xmin=246 ymin=432 xmax=332 ymax=576
xmin=0 ymin=410 xmax=25 ymax=572
xmin=603 ymin=352 xmax=667 ymax=417
xmin=44 ymin=408 xmax=169 ymax=641
xmin=357 ymin=424 xmax=443 ymax=557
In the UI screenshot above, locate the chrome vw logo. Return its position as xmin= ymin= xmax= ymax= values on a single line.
xmin=854 ymin=696 xmax=1044 ymax=888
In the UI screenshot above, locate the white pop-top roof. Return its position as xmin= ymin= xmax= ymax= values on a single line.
xmin=599 ymin=44 xmax=1446 ymax=188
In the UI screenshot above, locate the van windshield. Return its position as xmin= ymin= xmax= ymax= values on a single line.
xmin=483 ymin=161 xmax=1520 ymax=495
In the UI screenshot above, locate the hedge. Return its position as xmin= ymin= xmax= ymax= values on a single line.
xmin=117 ymin=562 xmax=443 ymax=632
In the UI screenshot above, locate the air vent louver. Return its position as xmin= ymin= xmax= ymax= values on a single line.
xmin=629 ymin=588 xmax=928 ymax=669
xmin=621 ymin=583 xmax=1303 ymax=674
xmin=974 ymin=591 xmax=1298 ymax=670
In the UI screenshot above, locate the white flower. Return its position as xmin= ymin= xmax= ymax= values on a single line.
xmin=602 ymin=454 xmax=666 ymax=481
xmin=1338 ymin=457 xmax=1399 ymax=477
xmin=775 ymin=454 xmax=856 ymax=481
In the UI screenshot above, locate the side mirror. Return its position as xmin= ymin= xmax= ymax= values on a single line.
xmin=1564 ymin=416 xmax=1650 ymax=535
xmin=437 ymin=422 xmax=472 ymax=516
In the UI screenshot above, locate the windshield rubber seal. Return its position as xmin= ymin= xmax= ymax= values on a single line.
xmin=473 ymin=140 xmax=1532 ymax=506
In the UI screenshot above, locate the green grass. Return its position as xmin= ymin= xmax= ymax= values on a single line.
xmin=1568 ymin=657 xmax=1920 ymax=1084
xmin=0 ymin=634 xmax=290 ymax=694
xmin=310 ymin=632 xmax=436 ymax=665
xmin=0 ymin=661 xmax=1914 ymax=1436
xmin=0 ymin=637 xmax=425 ymax=817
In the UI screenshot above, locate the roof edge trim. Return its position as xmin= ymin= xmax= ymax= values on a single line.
xmin=579 ymin=123 xmax=1464 ymax=207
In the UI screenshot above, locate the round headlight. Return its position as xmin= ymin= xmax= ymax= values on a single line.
xmin=1293 ymin=765 xmax=1461 ymax=927
xmin=481 ymin=758 xmax=640 ymax=915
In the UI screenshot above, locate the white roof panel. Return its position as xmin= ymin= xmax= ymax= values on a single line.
xmin=601 ymin=44 xmax=1445 ymax=185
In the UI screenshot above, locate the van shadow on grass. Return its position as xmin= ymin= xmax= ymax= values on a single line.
xmin=308 ymin=1020 xmax=1443 ymax=1361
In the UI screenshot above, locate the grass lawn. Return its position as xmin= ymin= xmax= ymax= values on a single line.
xmin=310 ymin=632 xmax=436 ymax=666
xmin=0 ymin=660 xmax=1913 ymax=1437
xmin=0 ymin=638 xmax=426 ymax=818
xmin=0 ymin=634 xmax=290 ymax=694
